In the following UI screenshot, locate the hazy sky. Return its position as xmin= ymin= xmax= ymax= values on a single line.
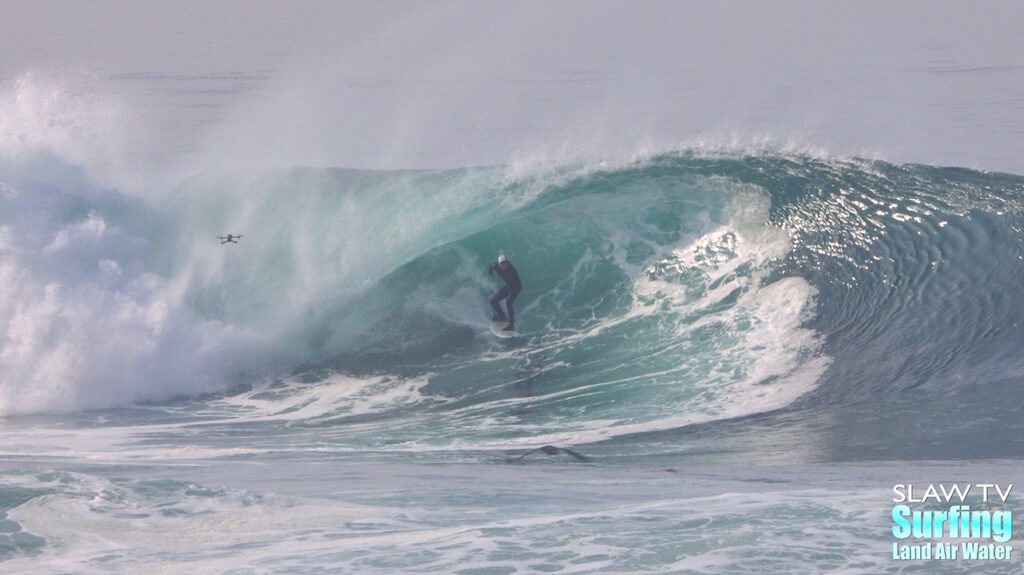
xmin=2 ymin=1 xmax=1022 ymax=176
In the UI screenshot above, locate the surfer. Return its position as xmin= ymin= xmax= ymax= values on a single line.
xmin=488 ymin=254 xmax=521 ymax=332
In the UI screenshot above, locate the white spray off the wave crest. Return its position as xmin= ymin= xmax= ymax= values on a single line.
xmin=0 ymin=74 xmax=278 ymax=415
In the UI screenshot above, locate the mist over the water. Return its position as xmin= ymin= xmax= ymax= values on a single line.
xmin=1 ymin=1 xmax=1021 ymax=182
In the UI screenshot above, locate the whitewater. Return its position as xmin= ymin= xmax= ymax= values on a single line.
xmin=4 ymin=132 xmax=1023 ymax=571
xmin=3 ymin=4 xmax=1024 ymax=572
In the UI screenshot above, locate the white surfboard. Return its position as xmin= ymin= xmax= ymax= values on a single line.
xmin=490 ymin=321 xmax=518 ymax=338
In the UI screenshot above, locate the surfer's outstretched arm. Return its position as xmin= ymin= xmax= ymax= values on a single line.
xmin=558 ymin=447 xmax=590 ymax=462
xmin=508 ymin=447 xmax=545 ymax=462
xmin=508 ymin=445 xmax=591 ymax=463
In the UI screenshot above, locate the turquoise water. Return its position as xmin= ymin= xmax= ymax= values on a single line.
xmin=2 ymin=149 xmax=1023 ymax=572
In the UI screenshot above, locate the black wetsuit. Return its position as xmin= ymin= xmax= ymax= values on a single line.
xmin=489 ymin=261 xmax=522 ymax=328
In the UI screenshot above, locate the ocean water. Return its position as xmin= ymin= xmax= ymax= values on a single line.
xmin=2 ymin=4 xmax=1024 ymax=572
xmin=3 ymin=143 xmax=1023 ymax=573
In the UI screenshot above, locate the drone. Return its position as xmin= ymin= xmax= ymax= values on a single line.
xmin=219 ymin=234 xmax=243 ymax=245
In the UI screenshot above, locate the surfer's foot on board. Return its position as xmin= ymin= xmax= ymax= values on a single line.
xmin=503 ymin=324 xmax=515 ymax=332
